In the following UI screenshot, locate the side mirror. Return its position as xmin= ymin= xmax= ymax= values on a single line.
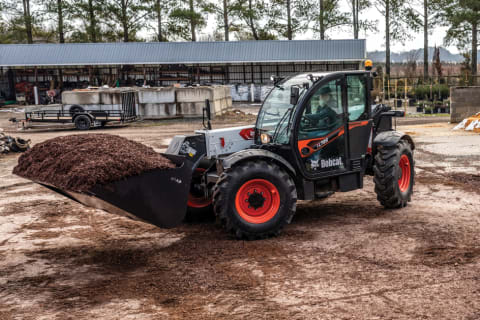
xmin=290 ymin=86 xmax=300 ymax=105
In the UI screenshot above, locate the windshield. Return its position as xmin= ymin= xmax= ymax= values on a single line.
xmin=256 ymin=76 xmax=313 ymax=144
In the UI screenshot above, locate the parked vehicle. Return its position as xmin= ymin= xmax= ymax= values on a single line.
xmin=22 ymin=91 xmax=137 ymax=130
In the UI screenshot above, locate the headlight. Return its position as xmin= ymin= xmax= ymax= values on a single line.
xmin=261 ymin=133 xmax=271 ymax=144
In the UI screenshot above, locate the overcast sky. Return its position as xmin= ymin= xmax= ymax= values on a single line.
xmin=200 ymin=2 xmax=457 ymax=54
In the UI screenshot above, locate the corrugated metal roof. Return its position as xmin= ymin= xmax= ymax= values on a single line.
xmin=0 ymin=39 xmax=366 ymax=67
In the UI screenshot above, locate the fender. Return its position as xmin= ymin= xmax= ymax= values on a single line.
xmin=374 ymin=131 xmax=415 ymax=150
xmin=221 ymin=149 xmax=296 ymax=176
xmin=72 ymin=112 xmax=94 ymax=122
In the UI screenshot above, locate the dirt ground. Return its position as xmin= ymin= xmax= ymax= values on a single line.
xmin=1 ymin=111 xmax=480 ymax=319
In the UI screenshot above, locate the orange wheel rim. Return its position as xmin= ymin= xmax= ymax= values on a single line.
xmin=187 ymin=168 xmax=212 ymax=208
xmin=235 ymin=179 xmax=280 ymax=224
xmin=398 ymin=154 xmax=411 ymax=193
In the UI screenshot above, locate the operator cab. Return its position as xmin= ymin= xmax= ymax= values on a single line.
xmin=255 ymin=71 xmax=373 ymax=184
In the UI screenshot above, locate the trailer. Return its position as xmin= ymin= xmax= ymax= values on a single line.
xmin=21 ymin=91 xmax=137 ymax=130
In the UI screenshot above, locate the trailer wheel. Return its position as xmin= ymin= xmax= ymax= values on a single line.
xmin=74 ymin=115 xmax=91 ymax=130
xmin=373 ymin=139 xmax=415 ymax=208
xmin=213 ymin=161 xmax=297 ymax=239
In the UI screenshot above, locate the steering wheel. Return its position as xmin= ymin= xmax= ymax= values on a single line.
xmin=301 ymin=115 xmax=315 ymax=128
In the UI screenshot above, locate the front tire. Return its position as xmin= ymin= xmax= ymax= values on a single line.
xmin=213 ymin=161 xmax=297 ymax=239
xmin=185 ymin=167 xmax=214 ymax=222
xmin=373 ymin=139 xmax=415 ymax=208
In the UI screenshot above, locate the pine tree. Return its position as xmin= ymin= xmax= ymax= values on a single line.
xmin=349 ymin=0 xmax=376 ymax=39
xmin=373 ymin=0 xmax=421 ymax=76
xmin=104 ymin=0 xmax=150 ymax=42
xmin=213 ymin=0 xmax=243 ymax=41
xmin=168 ymin=0 xmax=213 ymax=41
xmin=69 ymin=0 xmax=104 ymax=42
xmin=150 ymin=0 xmax=175 ymax=41
xmin=310 ymin=0 xmax=349 ymax=40
xmin=443 ymin=0 xmax=480 ymax=82
xmin=234 ymin=0 xmax=275 ymax=40
xmin=43 ymin=0 xmax=75 ymax=43
xmin=269 ymin=0 xmax=311 ymax=40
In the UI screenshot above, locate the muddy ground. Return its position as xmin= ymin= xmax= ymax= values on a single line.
xmin=1 ymin=111 xmax=480 ymax=319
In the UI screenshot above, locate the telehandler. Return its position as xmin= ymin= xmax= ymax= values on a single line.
xmin=30 ymin=62 xmax=415 ymax=239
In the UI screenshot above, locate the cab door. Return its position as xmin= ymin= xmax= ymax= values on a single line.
xmin=295 ymin=76 xmax=348 ymax=176
xmin=345 ymin=74 xmax=373 ymax=168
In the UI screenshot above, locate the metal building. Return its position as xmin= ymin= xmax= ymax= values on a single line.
xmin=0 ymin=39 xmax=366 ymax=104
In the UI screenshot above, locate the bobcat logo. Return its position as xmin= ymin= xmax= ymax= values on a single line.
xmin=321 ymin=157 xmax=343 ymax=168
xmin=310 ymin=159 xmax=319 ymax=169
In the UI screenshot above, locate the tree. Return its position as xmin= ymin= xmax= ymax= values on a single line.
xmin=70 ymin=0 xmax=105 ymax=42
xmin=43 ymin=0 xmax=75 ymax=43
xmin=405 ymin=49 xmax=421 ymax=78
xmin=443 ymin=0 xmax=480 ymax=83
xmin=21 ymin=0 xmax=33 ymax=43
xmin=3 ymin=0 xmax=36 ymax=43
xmin=234 ymin=0 xmax=275 ymax=40
xmin=169 ymin=0 xmax=213 ymax=41
xmin=310 ymin=0 xmax=349 ymax=40
xmin=269 ymin=0 xmax=311 ymax=40
xmin=373 ymin=0 xmax=421 ymax=76
xmin=104 ymin=0 xmax=150 ymax=42
xmin=405 ymin=0 xmax=442 ymax=80
xmin=149 ymin=0 xmax=175 ymax=41
xmin=432 ymin=45 xmax=442 ymax=77
xmin=213 ymin=0 xmax=243 ymax=41
xmin=349 ymin=0 xmax=376 ymax=39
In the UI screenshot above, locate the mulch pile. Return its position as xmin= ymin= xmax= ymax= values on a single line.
xmin=13 ymin=134 xmax=175 ymax=193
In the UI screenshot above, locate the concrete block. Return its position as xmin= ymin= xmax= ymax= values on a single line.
xmin=176 ymin=87 xmax=214 ymax=103
xmin=62 ymin=90 xmax=101 ymax=105
xmin=178 ymin=102 xmax=204 ymax=117
xmin=138 ymin=103 xmax=176 ymax=118
xmin=99 ymin=91 xmax=122 ymax=105
xmin=138 ymin=87 xmax=175 ymax=104
xmin=451 ymin=87 xmax=480 ymax=123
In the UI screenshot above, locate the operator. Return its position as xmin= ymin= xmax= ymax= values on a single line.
xmin=312 ymin=86 xmax=339 ymax=129
xmin=304 ymin=86 xmax=343 ymax=171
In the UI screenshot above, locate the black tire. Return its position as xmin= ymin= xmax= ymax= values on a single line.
xmin=213 ymin=161 xmax=297 ymax=240
xmin=373 ymin=139 xmax=415 ymax=208
xmin=74 ymin=115 xmax=92 ymax=130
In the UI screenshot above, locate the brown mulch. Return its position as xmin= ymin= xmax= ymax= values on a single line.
xmin=13 ymin=134 xmax=175 ymax=193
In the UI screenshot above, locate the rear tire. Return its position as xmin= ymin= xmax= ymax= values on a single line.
xmin=213 ymin=161 xmax=297 ymax=239
xmin=74 ymin=115 xmax=91 ymax=130
xmin=373 ymin=139 xmax=414 ymax=208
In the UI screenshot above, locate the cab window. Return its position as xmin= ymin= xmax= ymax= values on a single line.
xmin=347 ymin=75 xmax=368 ymax=121
xmin=298 ymin=80 xmax=343 ymax=140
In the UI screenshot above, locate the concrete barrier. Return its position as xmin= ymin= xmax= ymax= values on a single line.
xmin=62 ymin=90 xmax=101 ymax=105
xmin=176 ymin=86 xmax=232 ymax=118
xmin=137 ymin=87 xmax=176 ymax=119
xmin=62 ymin=88 xmax=127 ymax=105
xmin=60 ymin=85 xmax=232 ymax=119
xmin=450 ymin=87 xmax=480 ymax=123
